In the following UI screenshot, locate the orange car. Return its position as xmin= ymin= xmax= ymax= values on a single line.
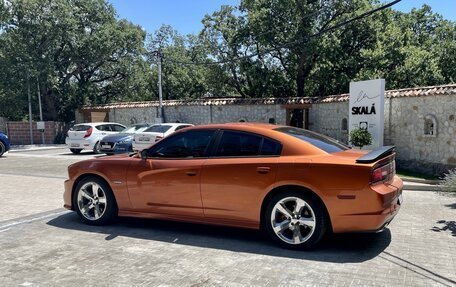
xmin=64 ymin=123 xmax=403 ymax=249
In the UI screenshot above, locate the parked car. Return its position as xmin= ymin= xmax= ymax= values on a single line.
xmin=0 ymin=132 xmax=10 ymax=157
xmin=99 ymin=123 xmax=153 ymax=155
xmin=132 ymin=123 xmax=194 ymax=151
xmin=65 ymin=122 xmax=126 ymax=154
xmin=64 ymin=123 xmax=403 ymax=249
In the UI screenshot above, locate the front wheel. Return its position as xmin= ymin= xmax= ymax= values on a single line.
xmin=264 ymin=191 xmax=327 ymax=250
xmin=73 ymin=176 xmax=117 ymax=225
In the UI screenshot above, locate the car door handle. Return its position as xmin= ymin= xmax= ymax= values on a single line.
xmin=256 ymin=167 xmax=271 ymax=174
xmin=186 ymin=171 xmax=197 ymax=176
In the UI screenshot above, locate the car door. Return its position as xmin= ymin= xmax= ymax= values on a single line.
xmin=200 ymin=130 xmax=282 ymax=224
xmin=127 ymin=129 xmax=216 ymax=217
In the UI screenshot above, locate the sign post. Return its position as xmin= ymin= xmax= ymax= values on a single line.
xmin=349 ymin=79 xmax=385 ymax=149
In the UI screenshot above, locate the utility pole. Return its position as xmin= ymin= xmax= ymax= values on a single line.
xmin=155 ymin=50 xmax=164 ymax=123
xmin=27 ymin=72 xmax=33 ymax=145
xmin=37 ymin=78 xmax=45 ymax=144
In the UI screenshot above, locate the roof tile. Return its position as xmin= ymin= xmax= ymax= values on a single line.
xmin=80 ymin=84 xmax=456 ymax=111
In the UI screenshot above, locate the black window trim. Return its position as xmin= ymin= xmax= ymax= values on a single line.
xmin=145 ymin=129 xmax=218 ymax=160
xmin=208 ymin=129 xmax=282 ymax=159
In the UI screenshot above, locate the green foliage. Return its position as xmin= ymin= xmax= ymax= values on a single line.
xmin=0 ymin=0 xmax=151 ymax=122
xmin=440 ymin=169 xmax=456 ymax=193
xmin=349 ymin=128 xmax=373 ymax=149
xmin=0 ymin=0 xmax=455 ymax=122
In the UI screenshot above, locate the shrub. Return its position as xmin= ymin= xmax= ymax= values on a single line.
xmin=440 ymin=168 xmax=456 ymax=193
xmin=349 ymin=128 xmax=373 ymax=149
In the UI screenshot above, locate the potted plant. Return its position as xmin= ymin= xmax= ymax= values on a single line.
xmin=349 ymin=128 xmax=373 ymax=149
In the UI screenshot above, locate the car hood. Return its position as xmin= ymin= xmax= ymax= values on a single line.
xmin=102 ymin=133 xmax=133 ymax=142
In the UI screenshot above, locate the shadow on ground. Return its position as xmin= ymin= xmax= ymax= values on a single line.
xmin=431 ymin=220 xmax=456 ymax=237
xmin=47 ymin=212 xmax=391 ymax=263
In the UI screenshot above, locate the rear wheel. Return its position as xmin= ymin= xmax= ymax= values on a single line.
xmin=264 ymin=191 xmax=327 ymax=250
xmin=70 ymin=148 xmax=82 ymax=154
xmin=0 ymin=141 xmax=5 ymax=157
xmin=93 ymin=141 xmax=101 ymax=154
xmin=73 ymin=176 xmax=117 ymax=225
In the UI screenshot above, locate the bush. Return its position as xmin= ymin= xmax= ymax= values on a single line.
xmin=349 ymin=128 xmax=373 ymax=149
xmin=440 ymin=168 xmax=456 ymax=193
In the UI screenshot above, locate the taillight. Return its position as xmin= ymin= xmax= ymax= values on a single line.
xmin=155 ymin=136 xmax=163 ymax=142
xmin=83 ymin=127 xmax=93 ymax=138
xmin=371 ymin=162 xmax=395 ymax=184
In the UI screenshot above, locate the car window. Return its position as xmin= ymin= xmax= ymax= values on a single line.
xmin=175 ymin=125 xmax=192 ymax=131
xmin=96 ymin=124 xmax=110 ymax=131
xmin=144 ymin=125 xmax=172 ymax=133
xmin=148 ymin=130 xmax=215 ymax=158
xmin=121 ymin=124 xmax=148 ymax=133
xmin=275 ymin=126 xmax=349 ymax=153
xmin=215 ymin=131 xmax=262 ymax=157
xmin=260 ymin=138 xmax=282 ymax=156
xmin=70 ymin=125 xmax=91 ymax=131
xmin=111 ymin=124 xmax=125 ymax=132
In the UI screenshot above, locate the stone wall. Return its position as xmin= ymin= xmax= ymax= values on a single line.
xmin=308 ymin=102 xmax=349 ymax=144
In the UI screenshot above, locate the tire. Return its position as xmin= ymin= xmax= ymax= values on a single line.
xmin=93 ymin=141 xmax=101 ymax=154
xmin=73 ymin=176 xmax=118 ymax=225
xmin=264 ymin=191 xmax=327 ymax=250
xmin=0 ymin=141 xmax=5 ymax=157
xmin=70 ymin=148 xmax=82 ymax=154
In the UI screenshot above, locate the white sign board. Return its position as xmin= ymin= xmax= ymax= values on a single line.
xmin=349 ymin=79 xmax=385 ymax=149
xmin=36 ymin=121 xmax=45 ymax=130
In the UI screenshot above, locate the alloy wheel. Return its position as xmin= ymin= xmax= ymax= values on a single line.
xmin=270 ymin=196 xmax=316 ymax=245
xmin=77 ymin=181 xmax=108 ymax=221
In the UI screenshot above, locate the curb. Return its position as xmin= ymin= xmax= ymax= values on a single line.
xmin=403 ymin=184 xmax=442 ymax=191
xmin=399 ymin=177 xmax=441 ymax=185
xmin=9 ymin=145 xmax=66 ymax=152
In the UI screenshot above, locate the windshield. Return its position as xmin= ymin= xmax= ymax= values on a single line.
xmin=121 ymin=124 xmax=151 ymax=134
xmin=275 ymin=127 xmax=349 ymax=153
xmin=143 ymin=125 xmax=172 ymax=133
xmin=70 ymin=125 xmax=91 ymax=131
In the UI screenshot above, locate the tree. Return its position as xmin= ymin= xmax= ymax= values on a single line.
xmin=0 ymin=0 xmax=151 ymax=122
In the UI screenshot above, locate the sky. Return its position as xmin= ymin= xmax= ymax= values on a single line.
xmin=108 ymin=0 xmax=455 ymax=35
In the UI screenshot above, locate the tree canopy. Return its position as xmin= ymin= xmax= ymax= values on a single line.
xmin=0 ymin=0 xmax=454 ymax=122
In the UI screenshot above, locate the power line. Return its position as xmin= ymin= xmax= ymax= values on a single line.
xmin=163 ymin=0 xmax=402 ymax=66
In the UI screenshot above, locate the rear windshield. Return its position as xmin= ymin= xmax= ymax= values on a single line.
xmin=275 ymin=127 xmax=349 ymax=153
xmin=70 ymin=125 xmax=91 ymax=131
xmin=121 ymin=124 xmax=150 ymax=134
xmin=144 ymin=125 xmax=172 ymax=133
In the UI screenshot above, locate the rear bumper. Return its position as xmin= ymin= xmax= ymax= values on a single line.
xmin=331 ymin=176 xmax=403 ymax=233
xmin=65 ymin=138 xmax=95 ymax=150
xmin=132 ymin=142 xmax=152 ymax=151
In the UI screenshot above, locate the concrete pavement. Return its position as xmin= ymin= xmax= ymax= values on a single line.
xmin=0 ymin=147 xmax=454 ymax=286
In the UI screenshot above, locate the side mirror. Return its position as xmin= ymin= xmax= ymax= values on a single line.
xmin=140 ymin=149 xmax=148 ymax=160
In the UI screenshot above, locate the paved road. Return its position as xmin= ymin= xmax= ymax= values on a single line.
xmin=0 ymin=148 xmax=455 ymax=286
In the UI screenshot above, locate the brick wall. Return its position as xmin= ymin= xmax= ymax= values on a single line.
xmin=6 ymin=121 xmax=66 ymax=145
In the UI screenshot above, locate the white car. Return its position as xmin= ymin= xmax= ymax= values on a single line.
xmin=132 ymin=123 xmax=194 ymax=151
xmin=65 ymin=122 xmax=126 ymax=154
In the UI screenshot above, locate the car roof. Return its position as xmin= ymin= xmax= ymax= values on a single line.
xmin=75 ymin=122 xmax=125 ymax=126
xmin=152 ymin=123 xmax=194 ymax=127
xmin=184 ymin=122 xmax=279 ymax=131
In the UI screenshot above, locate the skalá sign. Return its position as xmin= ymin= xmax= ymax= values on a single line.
xmin=349 ymin=79 xmax=385 ymax=149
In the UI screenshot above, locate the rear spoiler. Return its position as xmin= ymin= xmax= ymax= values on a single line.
xmin=356 ymin=146 xmax=396 ymax=164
